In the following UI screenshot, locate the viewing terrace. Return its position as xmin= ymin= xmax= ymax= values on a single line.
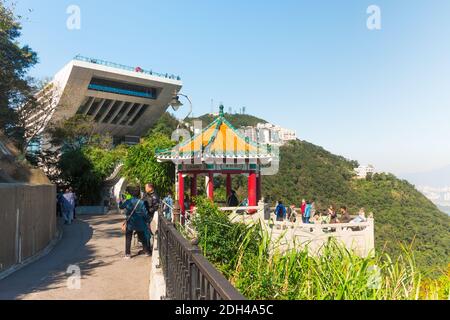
xmin=74 ymin=55 xmax=182 ymax=81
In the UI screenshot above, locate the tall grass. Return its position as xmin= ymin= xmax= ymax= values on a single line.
xmin=191 ymin=197 xmax=449 ymax=300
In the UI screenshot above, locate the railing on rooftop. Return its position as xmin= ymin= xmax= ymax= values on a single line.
xmin=157 ymin=211 xmax=246 ymax=300
xmin=74 ymin=55 xmax=181 ymax=81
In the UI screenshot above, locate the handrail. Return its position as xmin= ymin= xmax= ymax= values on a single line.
xmin=219 ymin=206 xmax=260 ymax=211
xmin=74 ymin=55 xmax=181 ymax=81
xmin=270 ymin=219 xmax=373 ymax=229
xmin=158 ymin=211 xmax=246 ymax=300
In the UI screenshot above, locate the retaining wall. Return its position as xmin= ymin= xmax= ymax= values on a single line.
xmin=0 ymin=184 xmax=57 ymax=274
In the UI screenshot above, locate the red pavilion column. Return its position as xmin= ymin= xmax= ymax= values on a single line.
xmin=226 ymin=174 xmax=232 ymax=198
xmin=248 ymin=171 xmax=257 ymax=209
xmin=178 ymin=171 xmax=185 ymax=214
xmin=257 ymin=171 xmax=262 ymax=201
xmin=207 ymin=172 xmax=214 ymax=201
xmin=190 ymin=174 xmax=197 ymax=211
xmin=191 ymin=174 xmax=198 ymax=198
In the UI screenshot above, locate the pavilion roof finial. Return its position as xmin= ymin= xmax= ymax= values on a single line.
xmin=219 ymin=105 xmax=225 ymax=117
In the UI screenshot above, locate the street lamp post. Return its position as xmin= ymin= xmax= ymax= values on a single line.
xmin=170 ymin=93 xmax=193 ymax=203
xmin=170 ymin=93 xmax=193 ymax=127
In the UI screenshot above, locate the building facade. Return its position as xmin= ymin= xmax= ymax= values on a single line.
xmin=25 ymin=55 xmax=183 ymax=148
xmin=241 ymin=123 xmax=297 ymax=146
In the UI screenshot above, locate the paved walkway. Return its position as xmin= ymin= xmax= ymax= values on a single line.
xmin=0 ymin=214 xmax=152 ymax=300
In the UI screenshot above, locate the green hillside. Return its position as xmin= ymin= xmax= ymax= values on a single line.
xmin=187 ymin=112 xmax=267 ymax=128
xmin=186 ymin=113 xmax=449 ymax=276
xmin=263 ymin=140 xmax=449 ymax=276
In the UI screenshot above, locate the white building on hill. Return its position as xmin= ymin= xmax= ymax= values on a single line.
xmin=355 ymin=165 xmax=376 ymax=179
xmin=241 ymin=123 xmax=297 ymax=146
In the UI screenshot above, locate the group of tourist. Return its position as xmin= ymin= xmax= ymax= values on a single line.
xmin=275 ymin=199 xmax=369 ymax=225
xmin=56 ymin=187 xmax=77 ymax=225
xmin=57 ymin=182 xmax=161 ymax=260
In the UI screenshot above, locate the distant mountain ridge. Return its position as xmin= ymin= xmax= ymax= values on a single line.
xmin=438 ymin=205 xmax=450 ymax=215
xmin=402 ymin=165 xmax=450 ymax=188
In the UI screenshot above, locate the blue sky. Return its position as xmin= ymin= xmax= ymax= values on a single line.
xmin=13 ymin=0 xmax=450 ymax=176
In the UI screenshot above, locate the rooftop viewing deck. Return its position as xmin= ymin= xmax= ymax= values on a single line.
xmin=74 ymin=55 xmax=182 ymax=81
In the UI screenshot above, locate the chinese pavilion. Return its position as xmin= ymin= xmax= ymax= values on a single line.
xmin=156 ymin=106 xmax=277 ymax=214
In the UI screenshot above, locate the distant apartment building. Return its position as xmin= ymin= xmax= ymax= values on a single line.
xmin=241 ymin=123 xmax=297 ymax=146
xmin=25 ymin=55 xmax=183 ymax=151
xmin=355 ymin=165 xmax=376 ymax=179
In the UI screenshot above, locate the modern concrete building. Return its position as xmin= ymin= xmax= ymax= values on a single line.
xmin=26 ymin=55 xmax=183 ymax=146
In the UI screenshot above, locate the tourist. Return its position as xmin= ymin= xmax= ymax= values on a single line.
xmin=62 ymin=188 xmax=76 ymax=225
xmin=184 ymin=195 xmax=191 ymax=214
xmin=227 ymin=190 xmax=239 ymax=207
xmin=351 ymin=208 xmax=367 ymax=223
xmin=71 ymin=187 xmax=77 ymax=220
xmin=310 ymin=212 xmax=321 ymax=224
xmin=119 ymin=185 xmax=152 ymax=259
xmin=300 ymin=199 xmax=306 ymax=219
xmin=275 ymin=201 xmax=287 ymax=221
xmin=320 ymin=209 xmax=331 ymax=224
xmin=144 ymin=183 xmax=160 ymax=243
xmin=144 ymin=183 xmax=160 ymax=218
xmin=329 ymin=206 xmax=339 ymax=224
xmin=162 ymin=193 xmax=173 ymax=221
xmin=304 ymin=201 xmax=314 ymax=224
xmin=340 ymin=206 xmax=351 ymax=223
xmin=311 ymin=200 xmax=316 ymax=219
xmin=289 ymin=205 xmax=297 ymax=223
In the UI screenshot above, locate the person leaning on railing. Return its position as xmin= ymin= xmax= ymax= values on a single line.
xmin=339 ymin=206 xmax=352 ymax=223
xmin=351 ymin=208 xmax=367 ymax=223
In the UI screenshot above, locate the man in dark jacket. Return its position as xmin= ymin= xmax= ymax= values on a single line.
xmin=144 ymin=183 xmax=160 ymax=220
xmin=227 ymin=190 xmax=239 ymax=207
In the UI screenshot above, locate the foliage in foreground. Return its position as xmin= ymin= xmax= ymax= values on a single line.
xmin=192 ymin=198 xmax=449 ymax=300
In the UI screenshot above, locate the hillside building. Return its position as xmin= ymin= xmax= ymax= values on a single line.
xmin=25 ymin=55 xmax=183 ymax=151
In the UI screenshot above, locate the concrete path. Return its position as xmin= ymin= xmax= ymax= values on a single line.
xmin=0 ymin=214 xmax=151 ymax=300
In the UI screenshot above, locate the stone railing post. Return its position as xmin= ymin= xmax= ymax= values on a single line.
xmin=173 ymin=202 xmax=181 ymax=225
xmin=367 ymin=218 xmax=375 ymax=256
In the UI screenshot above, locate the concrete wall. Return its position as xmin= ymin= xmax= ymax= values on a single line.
xmin=0 ymin=184 xmax=57 ymax=273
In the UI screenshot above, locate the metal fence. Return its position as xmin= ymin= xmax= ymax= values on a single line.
xmin=157 ymin=212 xmax=246 ymax=300
xmin=74 ymin=55 xmax=181 ymax=80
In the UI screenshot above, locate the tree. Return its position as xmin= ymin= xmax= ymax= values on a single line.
xmin=17 ymin=80 xmax=62 ymax=153
xmin=148 ymin=112 xmax=180 ymax=137
xmin=123 ymin=132 xmax=176 ymax=195
xmin=27 ymin=115 xmax=103 ymax=183
xmin=0 ymin=1 xmax=38 ymax=147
